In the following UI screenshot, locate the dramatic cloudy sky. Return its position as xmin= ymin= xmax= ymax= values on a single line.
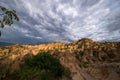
xmin=0 ymin=0 xmax=120 ymax=44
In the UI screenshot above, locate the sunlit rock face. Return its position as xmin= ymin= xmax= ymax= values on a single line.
xmin=0 ymin=38 xmax=120 ymax=80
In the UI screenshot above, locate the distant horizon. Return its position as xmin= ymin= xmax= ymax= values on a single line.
xmin=0 ymin=37 xmax=120 ymax=46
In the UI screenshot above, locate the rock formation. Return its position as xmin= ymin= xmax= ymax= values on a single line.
xmin=0 ymin=38 xmax=120 ymax=80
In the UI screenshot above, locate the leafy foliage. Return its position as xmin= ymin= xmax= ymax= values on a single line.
xmin=0 ymin=6 xmax=19 ymax=36
xmin=9 ymin=52 xmax=65 ymax=80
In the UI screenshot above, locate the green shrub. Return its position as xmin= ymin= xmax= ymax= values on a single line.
xmin=9 ymin=52 xmax=65 ymax=80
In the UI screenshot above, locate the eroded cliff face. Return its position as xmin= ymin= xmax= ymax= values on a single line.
xmin=0 ymin=38 xmax=120 ymax=80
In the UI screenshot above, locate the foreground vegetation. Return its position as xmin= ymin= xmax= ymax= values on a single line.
xmin=6 ymin=52 xmax=68 ymax=80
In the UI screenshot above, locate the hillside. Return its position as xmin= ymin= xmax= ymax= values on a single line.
xmin=0 ymin=38 xmax=120 ymax=80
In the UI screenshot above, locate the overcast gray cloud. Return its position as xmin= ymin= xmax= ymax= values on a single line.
xmin=0 ymin=0 xmax=120 ymax=44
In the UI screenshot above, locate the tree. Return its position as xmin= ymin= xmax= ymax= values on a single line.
xmin=0 ymin=6 xmax=19 ymax=36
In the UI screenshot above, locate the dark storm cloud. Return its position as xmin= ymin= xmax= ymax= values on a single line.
xmin=0 ymin=0 xmax=120 ymax=44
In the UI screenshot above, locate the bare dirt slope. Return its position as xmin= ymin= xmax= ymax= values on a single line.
xmin=0 ymin=38 xmax=120 ymax=80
